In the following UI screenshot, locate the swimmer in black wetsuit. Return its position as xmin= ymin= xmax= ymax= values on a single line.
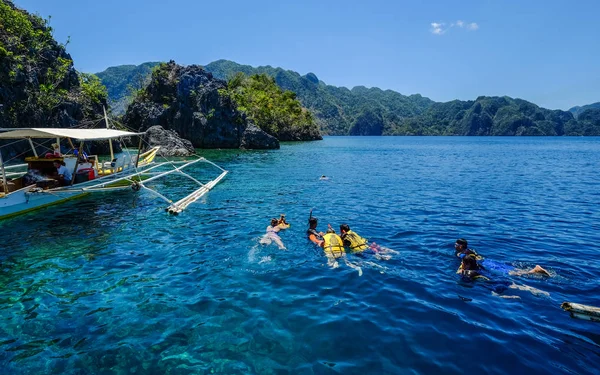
xmin=459 ymin=254 xmax=550 ymax=298
xmin=454 ymin=238 xmax=550 ymax=277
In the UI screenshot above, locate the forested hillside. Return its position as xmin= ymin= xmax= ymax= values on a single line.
xmin=205 ymin=60 xmax=434 ymax=135
xmin=97 ymin=60 xmax=600 ymax=136
xmin=95 ymin=62 xmax=159 ymax=114
xmin=569 ymin=102 xmax=600 ymax=119
xmin=393 ymin=96 xmax=582 ymax=136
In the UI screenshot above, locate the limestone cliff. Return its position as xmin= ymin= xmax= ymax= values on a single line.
xmin=123 ymin=61 xmax=279 ymax=149
xmin=0 ymin=0 xmax=107 ymax=157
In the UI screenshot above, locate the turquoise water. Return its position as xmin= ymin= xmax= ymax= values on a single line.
xmin=1 ymin=136 xmax=599 ymax=374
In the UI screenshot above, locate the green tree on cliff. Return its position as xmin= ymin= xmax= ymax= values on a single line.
xmin=224 ymin=73 xmax=321 ymax=141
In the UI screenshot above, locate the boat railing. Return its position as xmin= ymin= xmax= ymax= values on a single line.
xmin=4 ymin=163 xmax=27 ymax=170
xmin=3 ymin=163 xmax=28 ymax=178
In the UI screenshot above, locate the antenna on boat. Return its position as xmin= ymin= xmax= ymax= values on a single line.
xmin=103 ymin=106 xmax=115 ymax=161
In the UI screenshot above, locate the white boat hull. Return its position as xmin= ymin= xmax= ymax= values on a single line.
xmin=0 ymin=187 xmax=88 ymax=220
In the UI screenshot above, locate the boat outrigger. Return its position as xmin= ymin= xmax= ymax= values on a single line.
xmin=0 ymin=127 xmax=227 ymax=220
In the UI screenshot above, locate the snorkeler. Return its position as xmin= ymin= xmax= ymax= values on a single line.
xmin=277 ymin=214 xmax=290 ymax=229
xmin=454 ymin=238 xmax=550 ymax=277
xmin=459 ymin=254 xmax=549 ymax=298
xmin=339 ymin=224 xmax=398 ymax=260
xmin=307 ymin=216 xmax=325 ymax=247
xmin=260 ymin=218 xmax=286 ymax=250
xmin=454 ymin=238 xmax=481 ymax=259
xmin=322 ymin=226 xmax=345 ymax=267
xmin=321 ymin=226 xmax=362 ymax=275
xmin=339 ymin=224 xmax=368 ymax=252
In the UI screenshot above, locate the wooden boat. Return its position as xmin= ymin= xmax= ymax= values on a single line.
xmin=0 ymin=126 xmax=227 ymax=220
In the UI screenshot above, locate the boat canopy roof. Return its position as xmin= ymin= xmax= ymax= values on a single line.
xmin=0 ymin=128 xmax=142 ymax=140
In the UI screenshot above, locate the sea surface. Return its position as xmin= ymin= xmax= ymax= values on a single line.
xmin=1 ymin=136 xmax=599 ymax=375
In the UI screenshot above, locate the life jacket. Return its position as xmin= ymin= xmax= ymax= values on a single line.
xmin=323 ymin=232 xmax=345 ymax=258
xmin=342 ymin=230 xmax=368 ymax=252
xmin=307 ymin=228 xmax=323 ymax=241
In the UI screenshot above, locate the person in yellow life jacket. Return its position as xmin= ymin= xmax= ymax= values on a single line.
xmin=324 ymin=224 xmax=363 ymax=274
xmin=322 ymin=227 xmax=345 ymax=265
xmin=277 ymin=214 xmax=290 ymax=229
xmin=339 ymin=223 xmax=399 ymax=260
xmin=339 ymin=224 xmax=368 ymax=253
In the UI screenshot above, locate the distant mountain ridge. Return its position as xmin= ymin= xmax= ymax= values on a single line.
xmin=569 ymin=102 xmax=600 ymax=119
xmin=95 ymin=60 xmax=600 ymax=136
xmin=95 ymin=62 xmax=159 ymax=115
xmin=204 ymin=59 xmax=435 ymax=135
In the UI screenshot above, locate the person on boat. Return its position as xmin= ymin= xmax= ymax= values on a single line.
xmin=319 ymin=175 xmax=329 ymax=180
xmin=454 ymin=238 xmax=550 ymax=277
xmin=277 ymin=214 xmax=290 ymax=229
xmin=53 ymin=160 xmax=72 ymax=186
xmin=73 ymin=148 xmax=89 ymax=163
xmin=45 ymin=143 xmax=61 ymax=158
xmin=260 ymin=218 xmax=286 ymax=250
xmin=307 ymin=217 xmax=325 ymax=247
xmin=459 ymin=254 xmax=549 ymax=297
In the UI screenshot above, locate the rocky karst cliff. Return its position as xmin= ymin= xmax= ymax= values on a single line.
xmin=123 ymin=61 xmax=279 ymax=150
xmin=0 ymin=0 xmax=107 ymax=157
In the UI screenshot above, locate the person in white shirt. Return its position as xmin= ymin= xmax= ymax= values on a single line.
xmin=53 ymin=160 xmax=72 ymax=185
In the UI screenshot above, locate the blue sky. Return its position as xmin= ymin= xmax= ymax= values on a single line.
xmin=13 ymin=0 xmax=600 ymax=110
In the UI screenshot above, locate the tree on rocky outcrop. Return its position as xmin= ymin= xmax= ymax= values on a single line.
xmin=223 ymin=73 xmax=322 ymax=141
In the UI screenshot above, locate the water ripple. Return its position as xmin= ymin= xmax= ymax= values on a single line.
xmin=1 ymin=137 xmax=599 ymax=374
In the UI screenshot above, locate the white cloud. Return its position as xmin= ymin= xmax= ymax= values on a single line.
xmin=430 ymin=20 xmax=478 ymax=35
xmin=430 ymin=22 xmax=446 ymax=35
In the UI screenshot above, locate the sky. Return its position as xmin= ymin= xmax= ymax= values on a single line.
xmin=12 ymin=0 xmax=600 ymax=110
